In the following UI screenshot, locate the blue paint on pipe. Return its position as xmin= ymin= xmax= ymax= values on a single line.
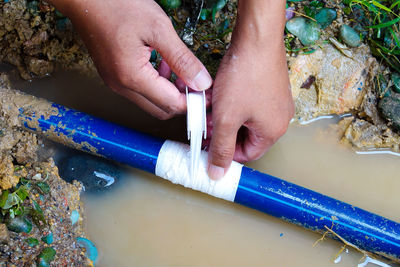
xmin=235 ymin=167 xmax=400 ymax=260
xmin=18 ymin=101 xmax=400 ymax=261
xmin=19 ymin=103 xmax=164 ymax=173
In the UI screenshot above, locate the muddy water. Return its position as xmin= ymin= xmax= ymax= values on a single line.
xmin=8 ymin=68 xmax=400 ymax=266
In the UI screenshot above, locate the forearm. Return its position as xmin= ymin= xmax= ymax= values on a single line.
xmin=234 ymin=0 xmax=286 ymax=48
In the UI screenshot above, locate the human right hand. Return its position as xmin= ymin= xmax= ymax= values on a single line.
xmin=50 ymin=0 xmax=212 ymax=119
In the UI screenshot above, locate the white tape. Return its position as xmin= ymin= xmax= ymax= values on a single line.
xmin=155 ymin=141 xmax=243 ymax=202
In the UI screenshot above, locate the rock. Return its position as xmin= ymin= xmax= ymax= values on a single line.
xmin=159 ymin=0 xmax=181 ymax=9
xmin=378 ymin=93 xmax=400 ymax=131
xmin=26 ymin=237 xmax=39 ymax=247
xmin=286 ymin=17 xmax=320 ymax=46
xmin=24 ymin=56 xmax=54 ymax=77
xmin=70 ymin=210 xmax=79 ymax=225
xmin=6 ymin=216 xmax=32 ymax=233
xmin=0 ymin=154 xmax=19 ymax=190
xmin=37 ymin=247 xmax=56 ymax=267
xmin=0 ymin=223 xmax=9 ymax=244
xmin=288 ymin=44 xmax=377 ymax=121
xmin=315 ymin=8 xmax=337 ymax=29
xmin=340 ymin=25 xmax=361 ymax=47
xmin=392 ymin=72 xmax=400 ymax=93
xmin=77 ymin=237 xmax=98 ymax=265
xmin=58 ymin=153 xmax=120 ymax=192
xmin=286 ymin=7 xmax=295 ymax=21
xmin=41 ymin=232 xmax=54 ymax=244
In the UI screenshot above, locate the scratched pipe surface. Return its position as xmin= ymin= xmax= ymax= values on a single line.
xmin=12 ymin=90 xmax=400 ymax=262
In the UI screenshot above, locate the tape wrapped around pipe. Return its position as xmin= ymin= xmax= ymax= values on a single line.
xmin=155 ymin=140 xmax=243 ymax=202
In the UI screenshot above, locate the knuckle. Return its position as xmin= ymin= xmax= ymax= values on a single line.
xmin=212 ymin=146 xmax=234 ymax=164
xmin=171 ymin=49 xmax=196 ymax=76
xmin=149 ymin=16 xmax=173 ymax=42
xmin=215 ymin=114 xmax=236 ymax=131
xmin=156 ymin=112 xmax=173 ymax=120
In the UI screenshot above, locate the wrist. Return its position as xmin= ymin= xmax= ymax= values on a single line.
xmin=233 ymin=0 xmax=286 ymax=49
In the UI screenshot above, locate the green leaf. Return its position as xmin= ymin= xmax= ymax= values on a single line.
xmin=16 ymin=187 xmax=29 ymax=201
xmin=3 ymin=193 xmax=22 ymax=210
xmin=368 ymin=17 xmax=400 ymax=29
xmin=36 ymin=182 xmax=50 ymax=194
xmin=0 ymin=190 xmax=9 ymax=208
xmin=30 ymin=200 xmax=46 ymax=227
xmin=26 ymin=237 xmax=39 ymax=247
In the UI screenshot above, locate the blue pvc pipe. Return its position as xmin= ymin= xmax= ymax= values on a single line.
xmin=18 ymin=101 xmax=400 ymax=262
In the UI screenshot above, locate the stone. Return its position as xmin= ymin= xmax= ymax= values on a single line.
xmin=391 ymin=72 xmax=400 ymax=93
xmin=77 ymin=237 xmax=98 ymax=265
xmin=70 ymin=210 xmax=79 ymax=225
xmin=41 ymin=232 xmax=54 ymax=244
xmin=286 ymin=17 xmax=320 ymax=46
xmin=288 ymin=44 xmax=377 ymax=121
xmin=0 ymin=223 xmax=9 ymax=244
xmin=340 ymin=25 xmax=361 ymax=47
xmin=159 ymin=0 xmax=181 ymax=9
xmin=37 ymin=247 xmax=56 ymax=267
xmin=315 ymin=8 xmax=337 ymax=29
xmin=26 ymin=237 xmax=39 ymax=247
xmin=286 ymin=7 xmax=295 ymax=21
xmin=58 ymin=153 xmax=120 ymax=192
xmin=378 ymin=93 xmax=400 ymax=131
xmin=6 ymin=216 xmax=32 ymax=233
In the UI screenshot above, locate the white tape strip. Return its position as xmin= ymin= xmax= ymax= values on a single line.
xmin=155 ymin=141 xmax=243 ymax=202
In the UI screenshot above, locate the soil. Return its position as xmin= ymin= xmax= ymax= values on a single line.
xmin=0 ymin=75 xmax=92 ymax=265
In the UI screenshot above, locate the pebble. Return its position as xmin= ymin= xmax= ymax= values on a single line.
xmin=378 ymin=93 xmax=400 ymax=131
xmin=6 ymin=216 xmax=32 ymax=233
xmin=286 ymin=7 xmax=295 ymax=21
xmin=339 ymin=25 xmax=361 ymax=47
xmin=58 ymin=153 xmax=121 ymax=192
xmin=26 ymin=237 xmax=39 ymax=247
xmin=37 ymin=247 xmax=56 ymax=267
xmin=77 ymin=237 xmax=98 ymax=265
xmin=286 ymin=17 xmax=320 ymax=46
xmin=41 ymin=232 xmax=54 ymax=244
xmin=159 ymin=0 xmax=181 ymax=9
xmin=70 ymin=210 xmax=79 ymax=225
xmin=0 ymin=223 xmax=9 ymax=244
xmin=392 ymin=72 xmax=400 ymax=93
xmin=315 ymin=8 xmax=337 ymax=29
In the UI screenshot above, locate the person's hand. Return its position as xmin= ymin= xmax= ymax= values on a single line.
xmin=207 ymin=0 xmax=294 ymax=180
xmin=50 ymin=0 xmax=212 ymax=119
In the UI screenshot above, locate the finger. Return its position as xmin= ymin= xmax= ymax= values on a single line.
xmin=207 ymin=117 xmax=238 ymax=180
xmin=134 ymin=61 xmax=187 ymax=115
xmin=233 ymin=127 xmax=273 ymax=163
xmin=158 ymin=59 xmax=171 ymax=79
xmin=148 ymin=22 xmax=212 ymax=91
xmin=117 ymin=88 xmax=173 ymax=120
xmin=175 ymin=77 xmax=213 ymax=108
xmin=174 ymin=77 xmax=186 ymax=92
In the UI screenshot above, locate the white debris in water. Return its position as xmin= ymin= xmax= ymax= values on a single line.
xmin=334 ymin=255 xmax=342 ymax=264
xmin=93 ymin=171 xmax=115 ymax=187
xmin=356 ymin=150 xmax=400 ymax=157
xmin=298 ymin=115 xmax=335 ymax=125
xmin=32 ymin=173 xmax=42 ymax=180
xmin=358 ymin=256 xmax=391 ymax=267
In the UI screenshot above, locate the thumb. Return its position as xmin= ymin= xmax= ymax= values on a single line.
xmin=148 ymin=23 xmax=212 ymax=91
xmin=208 ymin=119 xmax=238 ymax=180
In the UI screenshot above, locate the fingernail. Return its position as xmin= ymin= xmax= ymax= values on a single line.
xmin=207 ymin=164 xmax=225 ymax=180
xmin=193 ymin=69 xmax=212 ymax=91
